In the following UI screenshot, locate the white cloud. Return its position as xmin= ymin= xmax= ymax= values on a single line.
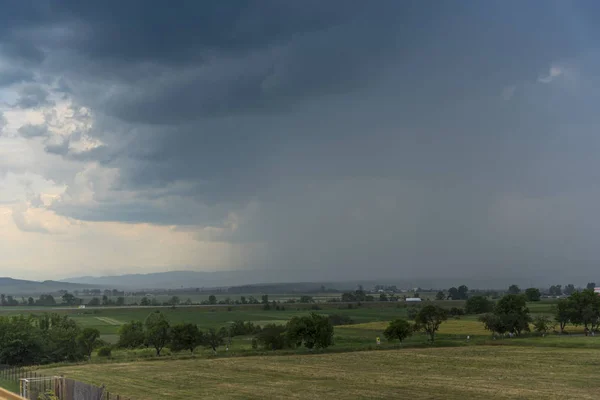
xmin=538 ymin=65 xmax=564 ymax=83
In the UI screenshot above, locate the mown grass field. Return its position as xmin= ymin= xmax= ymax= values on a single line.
xmin=43 ymin=346 xmax=600 ymax=400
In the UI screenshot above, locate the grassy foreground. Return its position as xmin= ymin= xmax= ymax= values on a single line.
xmin=44 ymin=346 xmax=600 ymax=400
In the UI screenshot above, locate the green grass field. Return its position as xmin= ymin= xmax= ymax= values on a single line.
xmin=43 ymin=346 xmax=600 ymax=399
xmin=0 ymin=299 xmax=590 ymax=399
xmin=64 ymin=303 xmax=416 ymax=341
xmin=0 ymin=297 xmax=558 ymax=347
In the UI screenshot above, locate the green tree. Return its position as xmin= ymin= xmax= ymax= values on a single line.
xmin=170 ymin=323 xmax=203 ymax=353
xmin=414 ymin=305 xmax=448 ymax=342
xmin=379 ymin=293 xmax=388 ymax=302
xmin=115 ymin=296 xmax=125 ymax=306
xmin=287 ymin=313 xmax=334 ymax=350
xmin=145 ymin=311 xmax=171 ymax=356
xmin=27 ymin=297 xmax=34 ymax=306
xmin=435 ymin=291 xmax=445 ymax=301
xmin=61 ymin=293 xmax=77 ymax=306
xmin=255 ymin=324 xmax=288 ymax=350
xmin=140 ymin=297 xmax=151 ymax=306
xmin=41 ymin=314 xmax=85 ymax=363
xmin=36 ymin=294 xmax=56 ymax=306
xmin=208 ymin=295 xmax=217 ymax=305
xmin=563 ymin=284 xmax=576 ymax=295
xmin=299 ymin=295 xmax=314 ymax=303
xmin=261 ymin=294 xmax=269 ymax=304
xmin=117 ymin=321 xmax=145 ymax=349
xmin=587 ymin=282 xmax=596 ymax=291
xmin=383 ymin=319 xmax=413 ymax=344
xmin=203 ymin=328 xmax=226 ymax=354
xmin=481 ymin=294 xmax=531 ymax=335
xmin=169 ymin=296 xmax=180 ymax=306
xmin=567 ymin=289 xmax=600 ymax=331
xmin=240 ymin=296 xmax=247 ymax=304
xmin=479 ymin=313 xmax=505 ymax=335
xmin=532 ymin=316 xmax=552 ymax=334
xmin=447 ymin=286 xmax=468 ymax=300
xmin=465 ymin=295 xmax=494 ymax=314
xmin=0 ymin=316 xmax=44 ymax=366
xmin=524 ymin=288 xmax=541 ymax=302
xmin=77 ymin=328 xmax=101 ymax=360
xmin=507 ymin=284 xmax=521 ymax=295
xmin=554 ymin=298 xmax=571 ymax=333
xmin=549 ymin=285 xmax=562 ymax=296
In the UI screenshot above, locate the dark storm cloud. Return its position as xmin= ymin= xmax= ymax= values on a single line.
xmin=0 ymin=67 xmax=34 ymax=87
xmin=14 ymin=84 xmax=52 ymax=108
xmin=3 ymin=0 xmax=600 ymax=283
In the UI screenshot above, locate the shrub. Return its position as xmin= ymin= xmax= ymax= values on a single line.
xmin=256 ymin=324 xmax=288 ymax=350
xmin=97 ymin=346 xmax=112 ymax=357
xmin=327 ymin=314 xmax=354 ymax=326
xmin=449 ymin=307 xmax=465 ymax=316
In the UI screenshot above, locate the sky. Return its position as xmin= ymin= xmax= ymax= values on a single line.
xmin=1 ymin=1 xmax=600 ymax=284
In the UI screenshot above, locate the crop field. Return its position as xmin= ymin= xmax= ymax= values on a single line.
xmin=63 ymin=304 xmax=416 ymax=341
xmin=43 ymin=346 xmax=600 ymax=400
xmin=0 ymin=298 xmax=559 ymax=346
xmin=75 ymin=292 xmax=345 ymax=306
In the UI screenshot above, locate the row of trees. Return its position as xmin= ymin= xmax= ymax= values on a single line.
xmin=476 ymin=289 xmax=600 ymax=336
xmin=118 ymin=312 xmax=227 ymax=355
xmin=117 ymin=311 xmax=337 ymax=356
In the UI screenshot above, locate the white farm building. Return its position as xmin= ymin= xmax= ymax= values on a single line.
xmin=405 ymin=297 xmax=422 ymax=302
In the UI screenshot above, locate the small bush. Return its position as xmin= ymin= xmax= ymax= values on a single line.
xmin=449 ymin=307 xmax=465 ymax=316
xmin=310 ymin=304 xmax=322 ymax=311
xmin=255 ymin=324 xmax=289 ymax=350
xmin=327 ymin=314 xmax=354 ymax=326
xmin=97 ymin=346 xmax=112 ymax=357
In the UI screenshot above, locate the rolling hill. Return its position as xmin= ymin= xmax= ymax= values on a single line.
xmin=0 ymin=277 xmax=93 ymax=295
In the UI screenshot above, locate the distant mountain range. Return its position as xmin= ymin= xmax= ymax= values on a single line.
xmin=0 ymin=277 xmax=92 ymax=295
xmin=61 ymin=270 xmax=318 ymax=290
xmin=59 ymin=270 xmax=549 ymax=291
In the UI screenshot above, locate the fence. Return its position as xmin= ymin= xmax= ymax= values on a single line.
xmin=0 ymin=366 xmax=131 ymax=400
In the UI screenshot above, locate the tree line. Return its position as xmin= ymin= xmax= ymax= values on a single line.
xmin=116 ymin=311 xmax=336 ymax=356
